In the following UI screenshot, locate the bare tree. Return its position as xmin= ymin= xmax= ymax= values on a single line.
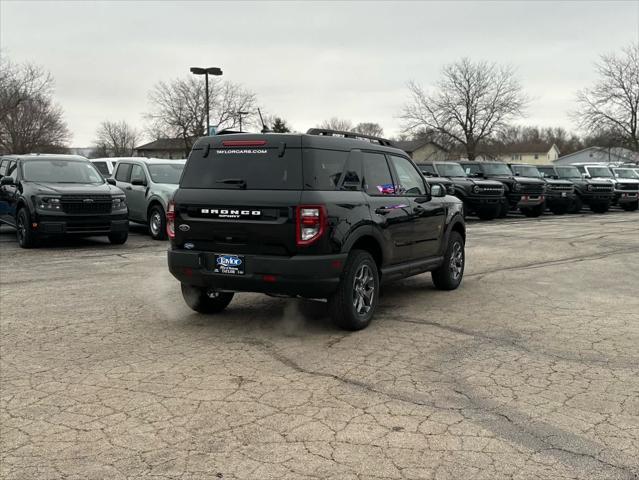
xmin=317 ymin=118 xmax=354 ymax=132
xmin=0 ymin=57 xmax=70 ymax=154
xmin=93 ymin=120 xmax=140 ymax=157
xmin=575 ymin=43 xmax=639 ymax=151
xmin=353 ymin=122 xmax=384 ymax=137
xmin=145 ymin=76 xmax=257 ymax=155
xmin=401 ymin=58 xmax=528 ymax=160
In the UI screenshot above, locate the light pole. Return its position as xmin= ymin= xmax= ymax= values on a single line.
xmin=237 ymin=111 xmax=249 ymax=132
xmin=189 ymin=66 xmax=223 ymax=135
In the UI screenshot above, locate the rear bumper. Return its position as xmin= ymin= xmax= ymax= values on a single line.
xmin=168 ymin=248 xmax=347 ymax=298
xmin=34 ymin=214 xmax=129 ymax=235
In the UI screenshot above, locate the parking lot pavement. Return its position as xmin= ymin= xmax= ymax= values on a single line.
xmin=1 ymin=213 xmax=638 ymax=480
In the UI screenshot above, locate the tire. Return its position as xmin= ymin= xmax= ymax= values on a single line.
xmin=498 ymin=201 xmax=509 ymax=218
xmin=621 ymin=200 xmax=638 ymax=212
xmin=148 ymin=205 xmax=167 ymax=240
xmin=570 ymin=195 xmax=583 ymax=214
xmin=431 ymin=231 xmax=465 ymax=290
xmin=520 ymin=204 xmax=544 ymax=217
xmin=550 ymin=205 xmax=568 ymax=215
xmin=477 ymin=209 xmax=499 ymax=220
xmin=590 ymin=202 xmax=610 ymax=214
xmin=328 ymin=249 xmax=379 ymax=331
xmin=16 ymin=208 xmax=36 ymax=248
xmin=181 ymin=284 xmax=234 ymax=314
xmin=108 ymin=231 xmax=128 ymax=245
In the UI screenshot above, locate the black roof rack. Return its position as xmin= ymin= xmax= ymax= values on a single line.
xmin=306 ymin=128 xmax=394 ymax=147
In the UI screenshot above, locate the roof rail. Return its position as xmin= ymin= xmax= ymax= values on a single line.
xmin=306 ymin=128 xmax=394 ymax=147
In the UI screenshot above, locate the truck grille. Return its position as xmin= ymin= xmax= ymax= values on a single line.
xmin=616 ymin=183 xmax=639 ymax=191
xmin=548 ymin=184 xmax=574 ymax=192
xmin=61 ymin=195 xmax=112 ymax=214
xmin=478 ymin=186 xmax=503 ymax=196
xmin=592 ymin=184 xmax=613 ymax=192
xmin=520 ymin=184 xmax=544 ymax=195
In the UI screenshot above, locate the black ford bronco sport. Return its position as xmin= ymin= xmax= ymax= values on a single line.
xmin=458 ymin=161 xmax=546 ymax=217
xmin=417 ymin=161 xmax=505 ymax=220
xmin=0 ymin=154 xmax=129 ymax=248
xmin=167 ymin=129 xmax=466 ymax=330
xmin=537 ymin=165 xmax=614 ymax=213
xmin=508 ymin=163 xmax=575 ymax=215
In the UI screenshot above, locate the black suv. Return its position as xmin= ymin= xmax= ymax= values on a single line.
xmin=0 ymin=154 xmax=129 ymax=248
xmin=418 ymin=161 xmax=505 ymax=220
xmin=537 ymin=165 xmax=614 ymax=213
xmin=508 ymin=163 xmax=575 ymax=215
xmin=167 ymin=129 xmax=466 ymax=331
xmin=458 ymin=161 xmax=546 ymax=217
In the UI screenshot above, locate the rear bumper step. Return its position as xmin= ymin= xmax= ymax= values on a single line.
xmin=168 ymin=249 xmax=347 ymax=298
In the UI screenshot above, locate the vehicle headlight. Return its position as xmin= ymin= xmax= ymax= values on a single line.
xmin=37 ymin=196 xmax=62 ymax=210
xmin=472 ymin=185 xmax=480 ymax=194
xmin=586 ymin=184 xmax=593 ymax=191
xmin=112 ymin=196 xmax=127 ymax=210
xmin=513 ymin=183 xmax=522 ymax=192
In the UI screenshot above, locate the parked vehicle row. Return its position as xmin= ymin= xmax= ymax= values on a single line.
xmin=418 ymin=160 xmax=637 ymax=216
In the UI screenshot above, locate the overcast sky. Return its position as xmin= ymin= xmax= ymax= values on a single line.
xmin=2 ymin=1 xmax=638 ymax=146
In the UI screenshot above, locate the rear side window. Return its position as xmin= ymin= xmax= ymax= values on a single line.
xmin=115 ymin=163 xmax=132 ymax=182
xmin=0 ymin=160 xmax=7 ymax=176
xmin=302 ymin=149 xmax=349 ymax=190
xmin=93 ymin=161 xmax=109 ymax=175
xmin=363 ymin=152 xmax=394 ymax=196
xmin=181 ymin=148 xmax=302 ymax=190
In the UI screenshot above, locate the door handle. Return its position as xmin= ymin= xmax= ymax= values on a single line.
xmin=126 ymin=186 xmax=132 ymax=190
xmin=375 ymin=207 xmax=391 ymax=215
xmin=413 ymin=205 xmax=425 ymax=214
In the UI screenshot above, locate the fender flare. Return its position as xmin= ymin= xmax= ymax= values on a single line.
xmin=340 ymin=223 xmax=388 ymax=266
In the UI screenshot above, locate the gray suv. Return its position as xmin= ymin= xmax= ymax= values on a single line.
xmin=113 ymin=158 xmax=185 ymax=239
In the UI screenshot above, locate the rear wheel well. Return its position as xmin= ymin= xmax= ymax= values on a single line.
xmin=350 ymin=236 xmax=382 ymax=270
xmin=147 ymin=200 xmax=164 ymax=221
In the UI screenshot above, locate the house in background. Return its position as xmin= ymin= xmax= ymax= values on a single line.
xmin=134 ymin=138 xmax=190 ymax=159
xmin=553 ymin=146 xmax=639 ymax=165
xmin=394 ymin=139 xmax=449 ymax=162
xmin=475 ymin=143 xmax=560 ymax=165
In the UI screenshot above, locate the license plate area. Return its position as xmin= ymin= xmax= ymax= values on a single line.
xmin=213 ymin=253 xmax=245 ymax=275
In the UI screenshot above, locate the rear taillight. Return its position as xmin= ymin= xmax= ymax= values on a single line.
xmin=167 ymin=201 xmax=176 ymax=239
xmin=296 ymin=205 xmax=326 ymax=246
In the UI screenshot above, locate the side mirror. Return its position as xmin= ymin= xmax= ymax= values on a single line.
xmin=583 ymin=174 xmax=591 ymax=179
xmin=106 ymin=178 xmax=116 ymax=185
xmin=131 ymin=178 xmax=147 ymax=186
xmin=0 ymin=176 xmax=14 ymax=186
xmin=514 ymin=172 xmax=520 ymax=176
xmin=430 ymin=184 xmax=447 ymax=198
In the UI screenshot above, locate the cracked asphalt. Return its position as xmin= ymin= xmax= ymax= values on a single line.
xmin=1 ymin=212 xmax=638 ymax=480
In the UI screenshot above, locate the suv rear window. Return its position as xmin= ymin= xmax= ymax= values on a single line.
xmin=181 ymin=148 xmax=302 ymax=190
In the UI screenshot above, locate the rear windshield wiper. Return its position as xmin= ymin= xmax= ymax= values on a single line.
xmin=216 ymin=178 xmax=247 ymax=189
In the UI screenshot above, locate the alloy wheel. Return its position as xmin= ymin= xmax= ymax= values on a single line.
xmin=449 ymin=242 xmax=464 ymax=280
xmin=150 ymin=211 xmax=162 ymax=236
xmin=352 ymin=264 xmax=375 ymax=315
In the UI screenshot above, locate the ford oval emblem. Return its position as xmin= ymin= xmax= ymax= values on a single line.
xmin=178 ymin=224 xmax=190 ymax=232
